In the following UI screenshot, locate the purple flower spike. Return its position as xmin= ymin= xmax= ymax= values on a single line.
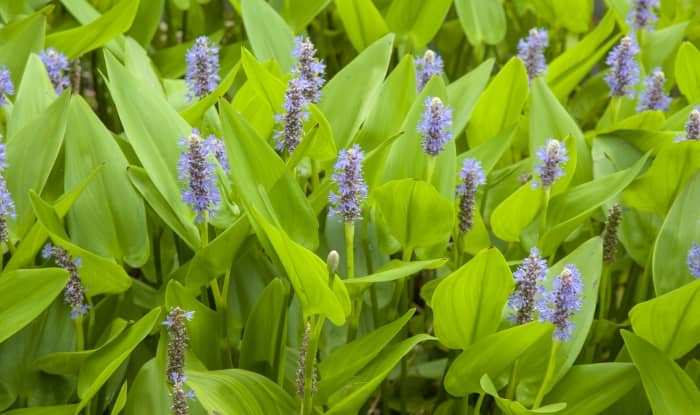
xmin=292 ymin=36 xmax=325 ymax=103
xmin=0 ymin=137 xmax=15 ymax=244
xmin=533 ymin=139 xmax=568 ymax=189
xmin=637 ymin=68 xmax=670 ymax=112
xmin=509 ymin=248 xmax=549 ymax=325
xmin=43 ymin=243 xmax=89 ymax=319
xmin=518 ymin=28 xmax=548 ymax=81
xmin=605 ymin=36 xmax=640 ymax=98
xmin=185 ymin=36 xmax=220 ymax=100
xmin=275 ymin=77 xmax=310 ymax=154
xmin=627 ymin=0 xmax=659 ymax=32
xmin=0 ymin=66 xmax=15 ymax=107
xmin=211 ymin=138 xmax=230 ymax=174
xmin=456 ymin=158 xmax=486 ymax=234
xmin=40 ymin=48 xmax=70 ymax=95
xmin=676 ymin=108 xmax=700 ymax=142
xmin=415 ymin=49 xmax=443 ymax=91
xmin=418 ymin=97 xmax=452 ymax=157
xmin=329 ymin=145 xmax=368 ymax=223
xmin=178 ymin=129 xmax=221 ymax=222
xmin=688 ymin=243 xmax=700 ymax=278
xmin=539 ymin=265 xmax=584 ymax=341
xmin=164 ymin=307 xmax=195 ymax=415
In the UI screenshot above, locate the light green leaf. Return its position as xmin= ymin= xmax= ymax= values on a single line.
xmin=448 ymin=58 xmax=494 ymax=137
xmin=385 ymin=0 xmax=452 ymax=50
xmin=0 ymin=7 xmax=46 ymax=90
xmin=241 ymin=0 xmax=294 ymax=71
xmin=675 ymin=42 xmax=700 ymax=103
xmin=454 ymin=0 xmax=506 ymax=45
xmin=334 ymin=0 xmax=389 ymax=52
xmin=432 ymin=248 xmax=513 ymax=349
xmin=481 ymin=374 xmax=566 ymax=415
xmin=490 ymin=182 xmax=543 ymax=242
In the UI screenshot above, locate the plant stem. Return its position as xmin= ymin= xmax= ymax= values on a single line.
xmin=610 ymin=96 xmax=622 ymax=126
xmin=74 ymin=316 xmax=85 ymax=352
xmin=532 ymin=341 xmax=561 ymax=409
xmin=426 ymin=156 xmax=437 ymax=184
xmin=301 ymin=316 xmax=324 ymax=415
xmin=473 ymin=392 xmax=485 ymax=415
xmin=399 ymin=247 xmax=413 ymax=415
xmin=505 ymin=359 xmax=520 ymax=400
xmin=598 ymin=263 xmax=612 ymax=320
xmin=539 ymin=188 xmax=551 ymax=237
xmin=345 ymin=222 xmax=355 ymax=280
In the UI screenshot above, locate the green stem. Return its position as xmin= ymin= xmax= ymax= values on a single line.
xmin=610 ymin=96 xmax=622 ymax=127
xmin=505 ymin=359 xmax=520 ymax=400
xmin=532 ymin=341 xmax=561 ymax=409
xmin=310 ymin=160 xmax=320 ymax=191
xmin=399 ymin=247 xmax=413 ymax=415
xmin=473 ymin=392 xmax=485 ymax=415
xmin=301 ymin=316 xmax=324 ymax=415
xmin=598 ymin=263 xmax=612 ymax=320
xmin=426 ymin=156 xmax=437 ymax=184
xmin=74 ymin=316 xmax=85 ymax=352
xmin=345 ymin=222 xmax=355 ymax=280
xmin=539 ymin=188 xmax=551 ymax=237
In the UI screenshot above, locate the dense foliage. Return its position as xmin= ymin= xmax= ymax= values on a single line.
xmin=1 ymin=0 xmax=700 ymax=414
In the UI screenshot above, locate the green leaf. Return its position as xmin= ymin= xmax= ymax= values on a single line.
xmin=0 ymin=8 xmax=46 ymax=89
xmin=432 ymin=248 xmax=514 ymax=349
xmin=385 ymin=0 xmax=451 ymax=50
xmin=481 ymin=374 xmax=567 ymax=415
xmin=64 ymin=96 xmax=149 ymax=267
xmin=652 ymin=171 xmax=700 ymax=294
xmin=249 ymin=209 xmax=348 ymax=325
xmin=0 ymin=269 xmax=69 ymax=343
xmin=675 ymin=42 xmax=700 ymax=103
xmin=128 ymin=0 xmax=164 ymax=46
xmin=123 ymin=359 xmax=169 ymax=414
xmin=325 ymin=334 xmax=435 ymax=414
xmin=547 ymin=11 xmax=619 ymax=100
xmin=454 ymin=0 xmax=506 ymax=45
xmin=319 ymin=33 xmax=394 ymax=148
xmin=30 ymin=191 xmax=133 ymax=295
xmin=623 ymin=141 xmax=700 ymax=216
xmin=318 ymin=309 xmax=415 ymax=402
xmin=239 ymin=279 xmax=290 ymax=384
xmin=109 ymin=382 xmax=128 ymax=415
xmin=544 ymin=363 xmax=639 ymax=415
xmin=490 ymin=182 xmax=543 ymax=242
xmin=280 ymin=0 xmax=330 ymax=32
xmin=530 ymin=77 xmax=591 ymax=185
xmin=3 ymin=406 xmax=80 ymax=415
xmin=445 ymin=322 xmax=553 ymax=396
xmin=127 ymin=166 xmax=200 ymax=250
xmin=539 ymin=154 xmax=647 ymax=255
xmin=334 ymin=0 xmax=389 ymax=52
xmin=241 ymin=0 xmax=294 ymax=72
xmin=448 ymin=58 xmax=495 ymax=136
xmin=343 ymin=258 xmax=446 ymax=297
xmin=8 ymin=54 xmax=57 ymax=137
xmin=373 ymin=179 xmax=454 ymax=252
xmin=45 ymin=0 xmax=139 ymax=59
xmin=219 ymin=100 xmax=319 ymax=248
xmin=467 ymin=57 xmax=528 ymax=148
xmin=180 ymin=62 xmax=241 ymax=125
xmin=6 ymin=92 xmax=70 ymax=239
xmin=642 ymin=21 xmax=688 ymax=71
xmin=76 ymin=308 xmax=162 ymax=408
xmin=630 ymin=279 xmax=700 ymax=359
xmin=186 ymin=369 xmax=298 ymax=414
xmin=622 ymin=330 xmax=700 ymax=415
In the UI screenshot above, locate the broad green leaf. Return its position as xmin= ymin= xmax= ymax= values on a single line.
xmin=3 ymin=406 xmax=80 ymax=415
xmin=623 ymin=141 xmax=700 ymax=216
xmin=445 ymin=322 xmax=553 ymax=396
xmin=104 ymin=51 xmax=200 ymax=245
xmin=127 ymin=166 xmax=200 ymax=250
xmin=0 ymin=7 xmax=46 ymax=88
xmin=432 ymin=248 xmax=513 ymax=349
xmin=239 ymin=279 xmax=290 ymax=384
xmin=343 ymin=258 xmax=446 ymax=297
xmin=454 ymin=0 xmax=506 ymax=45
xmin=622 ymin=330 xmax=700 ymax=415
xmin=128 ymin=0 xmax=164 ymax=46
xmin=490 ymin=182 xmax=543 ymax=242
xmin=652 ymin=170 xmax=700 ymax=294
xmin=547 ymin=12 xmax=619 ymax=100
xmin=180 ymin=62 xmax=241 ymax=125
xmin=65 ymin=96 xmax=149 ymax=267
xmin=675 ymin=42 xmax=700 ymax=103
xmin=219 ymin=101 xmax=319 ymax=248
xmin=250 ymin=210 xmax=348 ymax=325
xmin=76 ymin=308 xmax=161 ymax=408
xmin=280 ymin=0 xmax=330 ymax=32
xmin=109 ymin=382 xmax=128 ymax=415
xmin=59 ymin=0 xmax=127 ymax=56
xmin=319 ymin=33 xmax=394 ymax=148
xmin=123 ymin=37 xmax=165 ymax=98
xmin=334 ymin=0 xmax=389 ymax=52
xmin=385 ymin=0 xmax=451 ymax=50
xmin=382 ymin=76 xmax=455 ymax=200
xmin=467 ymin=58 xmax=528 ymax=148
xmin=123 ymin=359 xmax=169 ymax=414
xmin=45 ymin=0 xmax=139 ymax=58
xmin=539 ymin=154 xmax=647 ymax=255
xmin=30 ymin=191 xmax=133 ymax=295
xmin=241 ymin=0 xmax=294 ymax=72
xmin=530 ymin=77 xmax=591 ymax=185
xmin=186 ymin=369 xmax=298 ymax=414
xmin=448 ymin=58 xmax=494 ymax=137
xmin=318 ymin=309 xmax=415 ymax=402
xmin=630 ymin=279 xmax=700 ymax=359
xmin=5 ymin=166 xmax=101 ymax=271
xmin=0 ymin=269 xmax=69 ymax=343
xmin=6 ymin=92 xmax=69 ymax=239
xmin=325 ymin=334 xmax=435 ymax=414
xmin=544 ymin=363 xmax=639 ymax=415
xmin=642 ymin=22 xmax=688 ymax=71
xmin=373 ymin=179 xmax=454 ymax=252
xmin=459 ymin=125 xmax=517 ymax=174
xmin=481 ymin=374 xmax=567 ymax=415
xmin=8 ymin=54 xmax=57 ymax=137
xmin=240 ymin=47 xmax=285 ymax=111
